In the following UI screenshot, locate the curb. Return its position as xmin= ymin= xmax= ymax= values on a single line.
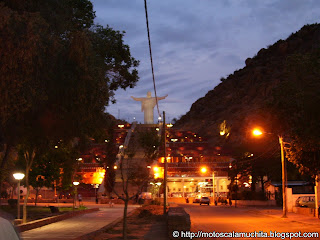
xmin=17 ymin=208 xmax=99 ymax=232
xmin=72 ymin=208 xmax=138 ymax=240
xmin=253 ymin=210 xmax=320 ymax=226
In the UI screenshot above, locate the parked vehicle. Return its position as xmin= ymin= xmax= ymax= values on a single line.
xmin=295 ymin=196 xmax=315 ymax=208
xmin=200 ymin=196 xmax=210 ymax=205
xmin=193 ymin=197 xmax=201 ymax=203
xmin=0 ymin=217 xmax=21 ymax=240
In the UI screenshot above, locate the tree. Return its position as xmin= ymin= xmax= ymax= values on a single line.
xmin=103 ymin=122 xmax=118 ymax=197
xmin=0 ymin=0 xmax=139 ymax=223
xmin=110 ymin=129 xmax=158 ymax=240
xmin=225 ymin=124 xmax=284 ymax=199
xmin=0 ymin=0 xmax=139 ymax=158
xmin=137 ymin=128 xmax=161 ymax=164
xmin=271 ymin=49 xmax=320 ymax=177
xmin=17 ymin=143 xmax=36 ymax=223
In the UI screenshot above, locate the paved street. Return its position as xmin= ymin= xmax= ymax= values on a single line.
xmin=21 ymin=204 xmax=139 ymax=240
xmin=182 ymin=204 xmax=320 ymax=239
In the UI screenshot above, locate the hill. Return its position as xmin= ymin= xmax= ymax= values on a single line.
xmin=174 ymin=23 xmax=320 ymax=145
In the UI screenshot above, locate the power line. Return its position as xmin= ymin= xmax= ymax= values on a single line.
xmin=144 ymin=0 xmax=161 ymax=118
xmin=235 ymin=142 xmax=279 ymax=165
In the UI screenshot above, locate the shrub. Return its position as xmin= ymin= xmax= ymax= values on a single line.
xmin=8 ymin=199 xmax=17 ymax=208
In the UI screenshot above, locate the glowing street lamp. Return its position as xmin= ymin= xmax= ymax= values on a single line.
xmin=13 ymin=172 xmax=25 ymax=220
xmin=73 ymin=181 xmax=80 ymax=209
xmin=200 ymin=167 xmax=207 ymax=174
xmin=252 ymin=128 xmax=288 ymax=218
xmin=252 ymin=128 xmax=263 ymax=136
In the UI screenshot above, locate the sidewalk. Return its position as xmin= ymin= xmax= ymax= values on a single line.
xmin=144 ymin=215 xmax=168 ymax=240
xmin=250 ymin=208 xmax=320 ymax=226
xmin=20 ymin=204 xmax=139 ymax=240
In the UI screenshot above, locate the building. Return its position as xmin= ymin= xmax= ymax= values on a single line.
xmin=154 ymin=126 xmax=233 ymax=199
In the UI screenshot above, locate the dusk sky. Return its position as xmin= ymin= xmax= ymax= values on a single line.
xmin=92 ymin=0 xmax=320 ymax=123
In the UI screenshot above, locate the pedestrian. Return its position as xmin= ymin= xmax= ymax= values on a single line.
xmin=78 ymin=194 xmax=82 ymax=206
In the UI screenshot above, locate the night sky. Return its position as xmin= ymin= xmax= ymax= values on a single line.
xmin=92 ymin=0 xmax=320 ymax=123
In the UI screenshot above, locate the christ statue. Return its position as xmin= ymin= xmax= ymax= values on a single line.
xmin=131 ymin=91 xmax=168 ymax=124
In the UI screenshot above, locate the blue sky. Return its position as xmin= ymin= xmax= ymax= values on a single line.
xmin=92 ymin=0 xmax=320 ymax=123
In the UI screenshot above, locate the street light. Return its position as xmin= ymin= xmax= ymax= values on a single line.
xmin=252 ymin=128 xmax=288 ymax=218
xmin=73 ymin=181 xmax=80 ymax=210
xmin=200 ymin=167 xmax=207 ymax=174
xmin=252 ymin=128 xmax=263 ymax=136
xmin=13 ymin=172 xmax=25 ymax=220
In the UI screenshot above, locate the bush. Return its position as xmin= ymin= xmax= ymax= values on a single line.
xmin=238 ymin=191 xmax=267 ymax=200
xmin=8 ymin=199 xmax=17 ymax=208
xmin=150 ymin=199 xmax=161 ymax=205
xmin=49 ymin=206 xmax=60 ymax=213
xmin=1 ymin=191 xmax=8 ymax=199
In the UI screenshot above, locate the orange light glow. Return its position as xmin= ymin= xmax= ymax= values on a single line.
xmin=92 ymin=169 xmax=105 ymax=184
xmin=200 ymin=167 xmax=207 ymax=174
xmin=153 ymin=166 xmax=164 ymax=179
xmin=80 ymin=168 xmax=105 ymax=185
xmin=252 ymin=128 xmax=263 ymax=136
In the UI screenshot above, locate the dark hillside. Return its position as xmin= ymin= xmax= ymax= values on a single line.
xmin=175 ymin=23 xmax=320 ymax=144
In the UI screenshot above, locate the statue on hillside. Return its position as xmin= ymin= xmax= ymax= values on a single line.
xmin=131 ymin=91 xmax=168 ymax=124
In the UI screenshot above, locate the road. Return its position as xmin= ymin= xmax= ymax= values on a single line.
xmin=181 ymin=204 xmax=320 ymax=240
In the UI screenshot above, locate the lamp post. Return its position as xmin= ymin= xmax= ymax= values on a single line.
xmin=13 ymin=173 xmax=25 ymax=220
xmin=156 ymin=182 xmax=162 ymax=198
xmin=252 ymin=128 xmax=287 ymax=218
xmin=212 ymin=171 xmax=215 ymax=204
xmin=234 ymin=177 xmax=238 ymax=208
xmin=279 ymin=135 xmax=288 ymax=218
xmin=92 ymin=184 xmax=99 ymax=204
xmin=73 ymin=181 xmax=79 ymax=210
xmin=163 ymin=111 xmax=167 ymax=215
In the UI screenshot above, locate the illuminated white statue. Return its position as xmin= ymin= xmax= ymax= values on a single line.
xmin=131 ymin=91 xmax=168 ymax=124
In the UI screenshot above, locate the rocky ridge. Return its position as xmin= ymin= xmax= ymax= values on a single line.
xmin=174 ymin=23 xmax=320 ymax=145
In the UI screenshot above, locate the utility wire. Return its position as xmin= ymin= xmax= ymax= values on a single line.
xmin=236 ymin=143 xmax=279 ymax=165
xmin=144 ymin=0 xmax=161 ymax=118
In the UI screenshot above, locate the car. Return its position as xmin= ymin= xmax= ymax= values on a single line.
xmin=193 ymin=197 xmax=201 ymax=203
xmin=295 ymin=196 xmax=315 ymax=208
xmin=0 ymin=217 xmax=21 ymax=240
xmin=200 ymin=196 xmax=210 ymax=205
